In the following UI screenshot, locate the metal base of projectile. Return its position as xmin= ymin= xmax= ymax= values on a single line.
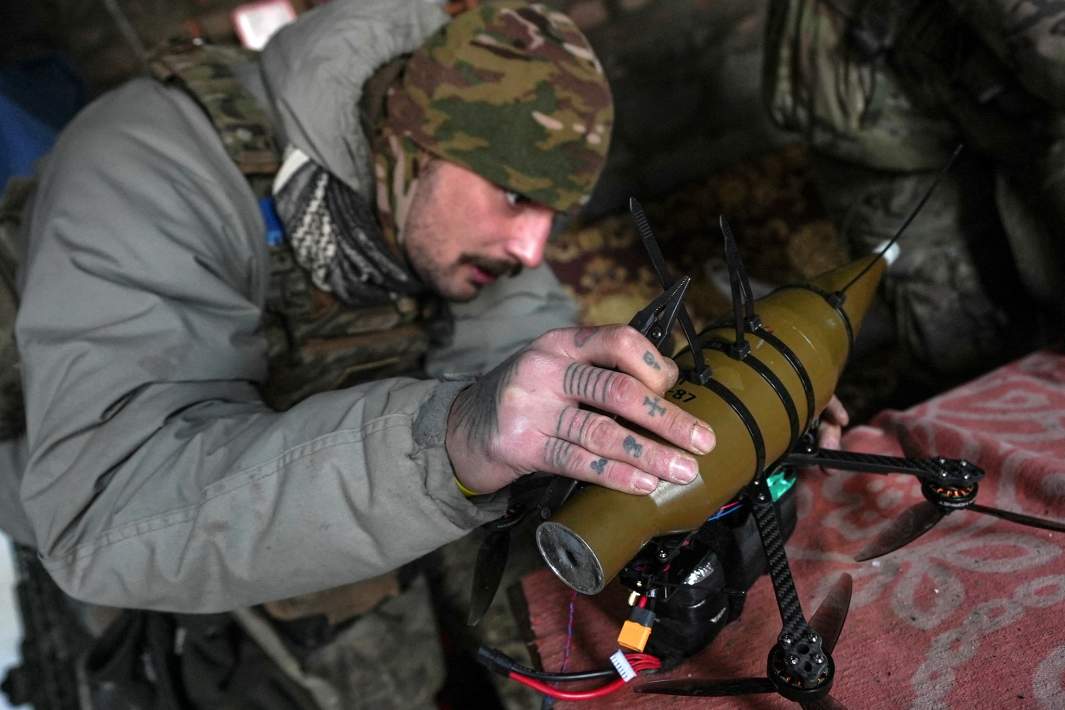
xmin=536 ymin=522 xmax=605 ymax=595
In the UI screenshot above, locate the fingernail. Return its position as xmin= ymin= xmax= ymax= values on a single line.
xmin=670 ymin=456 xmax=698 ymax=484
xmin=692 ymin=424 xmax=715 ymax=455
xmin=634 ymin=473 xmax=658 ymax=493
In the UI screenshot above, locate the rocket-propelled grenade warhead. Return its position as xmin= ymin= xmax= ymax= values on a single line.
xmin=536 ymin=255 xmax=885 ymax=594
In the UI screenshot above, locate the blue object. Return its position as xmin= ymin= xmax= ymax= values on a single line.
xmin=707 ymin=503 xmax=742 ymax=522
xmin=259 ymin=197 xmax=285 ymax=246
xmin=0 ymin=55 xmax=85 ymax=186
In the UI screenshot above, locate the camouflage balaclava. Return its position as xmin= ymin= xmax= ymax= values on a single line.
xmin=382 ymin=0 xmax=614 ymax=217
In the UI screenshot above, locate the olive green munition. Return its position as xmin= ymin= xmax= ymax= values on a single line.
xmin=536 ymin=255 xmax=885 ymax=594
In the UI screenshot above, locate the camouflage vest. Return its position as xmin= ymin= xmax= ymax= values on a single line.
xmin=148 ymin=40 xmax=443 ymax=411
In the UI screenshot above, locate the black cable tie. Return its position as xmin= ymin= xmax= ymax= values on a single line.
xmin=629 ymin=197 xmax=711 ymax=383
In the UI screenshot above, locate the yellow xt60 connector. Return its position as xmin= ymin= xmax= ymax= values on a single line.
xmin=617 ymin=606 xmax=655 ymax=652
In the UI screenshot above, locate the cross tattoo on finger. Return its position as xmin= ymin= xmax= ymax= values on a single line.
xmin=644 ymin=396 xmax=666 ymax=417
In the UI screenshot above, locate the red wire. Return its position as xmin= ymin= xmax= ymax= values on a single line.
xmin=507 ymin=655 xmax=662 ymax=701
xmin=626 ymin=653 xmax=659 ymax=665
xmin=508 ymin=674 xmax=628 ymax=700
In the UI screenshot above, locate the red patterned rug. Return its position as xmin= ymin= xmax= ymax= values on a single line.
xmin=520 ymin=348 xmax=1065 ymax=708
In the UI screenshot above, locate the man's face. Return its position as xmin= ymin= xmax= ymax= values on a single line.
xmin=402 ymin=160 xmax=556 ymax=302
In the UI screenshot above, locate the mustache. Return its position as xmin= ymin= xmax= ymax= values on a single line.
xmin=459 ymin=254 xmax=523 ymax=279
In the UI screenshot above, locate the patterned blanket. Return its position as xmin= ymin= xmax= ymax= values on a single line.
xmin=520 ymin=348 xmax=1065 ymax=708
xmin=547 ymin=145 xmax=847 ymax=332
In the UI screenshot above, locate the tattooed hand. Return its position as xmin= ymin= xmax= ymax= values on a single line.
xmin=445 ymin=325 xmax=716 ymax=496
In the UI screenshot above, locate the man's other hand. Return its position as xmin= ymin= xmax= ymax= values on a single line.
xmin=816 ymin=395 xmax=849 ymax=452
xmin=445 ymin=325 xmax=716 ymax=495
xmin=812 ymin=395 xmax=850 ymax=476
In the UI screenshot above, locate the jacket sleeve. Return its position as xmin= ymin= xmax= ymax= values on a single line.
xmin=17 ymin=79 xmax=503 ymax=613
xmin=425 ymin=263 xmax=580 ymax=380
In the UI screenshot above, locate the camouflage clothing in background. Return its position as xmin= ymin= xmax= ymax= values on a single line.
xmin=765 ymin=0 xmax=1065 ymax=377
xmin=764 ymin=0 xmax=957 ymax=172
xmin=809 ymin=153 xmax=1015 ymax=376
xmin=387 ymin=0 xmax=614 ymax=213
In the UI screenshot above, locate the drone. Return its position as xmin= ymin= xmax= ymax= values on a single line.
xmin=468 ymin=149 xmax=1065 ymax=707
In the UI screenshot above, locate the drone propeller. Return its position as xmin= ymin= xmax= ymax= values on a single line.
xmin=781 ymin=445 xmax=1065 ymax=561
xmin=807 ymin=573 xmax=852 ymax=655
xmin=636 ymin=573 xmax=853 ymax=708
xmin=855 ymin=497 xmax=1065 ymax=562
xmin=855 ymin=500 xmax=943 ymax=562
xmin=467 ymin=475 xmax=580 ymax=626
xmin=967 ymin=502 xmax=1065 ymax=532
xmin=468 ymin=519 xmax=518 ymax=627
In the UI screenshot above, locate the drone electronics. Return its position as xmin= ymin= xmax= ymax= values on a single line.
xmin=471 ymin=146 xmax=1065 ymax=706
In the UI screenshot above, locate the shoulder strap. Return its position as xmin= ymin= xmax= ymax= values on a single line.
xmin=149 ymin=39 xmax=281 ymax=178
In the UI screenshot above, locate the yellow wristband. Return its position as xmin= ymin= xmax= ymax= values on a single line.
xmin=454 ymin=476 xmax=480 ymax=498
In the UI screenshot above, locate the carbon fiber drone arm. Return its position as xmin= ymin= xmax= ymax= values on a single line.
xmin=750 ymin=478 xmax=813 ymax=641
xmin=782 ymin=448 xmax=984 ymax=487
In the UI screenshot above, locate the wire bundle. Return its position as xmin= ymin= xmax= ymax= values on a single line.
xmin=478 ymin=647 xmax=662 ymax=701
xmin=707 ymin=500 xmax=742 ymax=522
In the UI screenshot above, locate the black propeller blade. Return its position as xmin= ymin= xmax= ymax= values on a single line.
xmin=854 ymin=496 xmax=1065 ymax=563
xmin=855 ymin=500 xmax=945 ymax=562
xmin=636 ymin=574 xmax=853 ymax=708
xmin=467 ymin=528 xmax=512 ymax=627
xmin=790 ymin=446 xmax=1065 ymax=560
xmin=808 ymin=573 xmax=853 ymax=655
xmin=968 ymin=503 xmax=1065 ymax=533
xmin=798 ymin=573 xmax=852 ymax=710
xmin=467 ymin=474 xmax=581 ymax=626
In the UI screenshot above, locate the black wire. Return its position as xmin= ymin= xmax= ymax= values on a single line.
xmin=479 ymin=647 xmax=618 ymax=682
xmin=839 ymin=144 xmax=964 ymax=295
xmin=518 ymin=667 xmax=618 ymax=682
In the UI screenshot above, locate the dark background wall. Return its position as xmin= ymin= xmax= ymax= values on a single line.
xmin=549 ymin=0 xmax=788 ymax=217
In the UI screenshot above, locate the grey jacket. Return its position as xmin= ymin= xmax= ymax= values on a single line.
xmin=5 ymin=0 xmax=578 ymax=612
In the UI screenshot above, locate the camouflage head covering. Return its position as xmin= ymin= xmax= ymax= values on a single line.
xmin=385 ymin=0 xmax=613 ymax=213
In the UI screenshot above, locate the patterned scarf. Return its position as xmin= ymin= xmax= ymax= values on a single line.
xmin=271 ymin=141 xmax=425 ymax=307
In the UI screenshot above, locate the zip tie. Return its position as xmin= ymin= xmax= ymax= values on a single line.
xmin=609 ymin=650 xmax=636 ymax=683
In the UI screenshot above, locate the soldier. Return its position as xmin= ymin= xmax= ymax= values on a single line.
xmin=0 ymin=1 xmax=720 ymax=707
xmin=764 ymin=0 xmax=1064 ymax=383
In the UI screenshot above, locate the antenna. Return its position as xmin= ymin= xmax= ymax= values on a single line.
xmin=839 ymin=144 xmax=964 ymax=295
